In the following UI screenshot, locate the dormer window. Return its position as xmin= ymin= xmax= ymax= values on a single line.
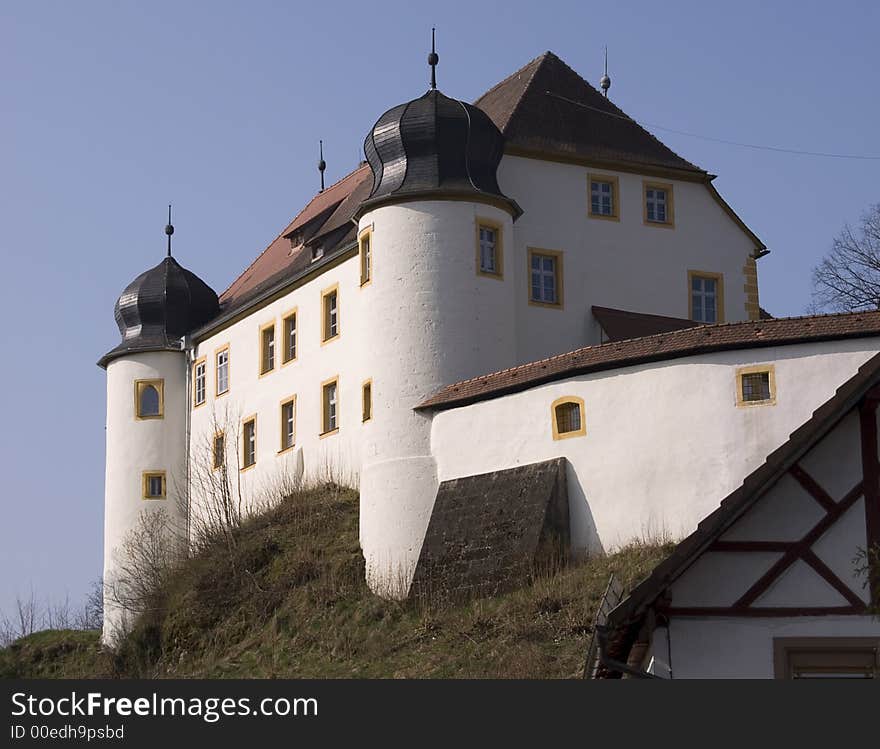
xmin=311 ymin=245 xmax=324 ymax=262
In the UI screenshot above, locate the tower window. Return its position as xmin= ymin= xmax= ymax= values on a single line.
xmin=362 ymin=379 xmax=373 ymax=422
xmin=551 ymin=396 xmax=586 ymax=440
xmin=135 ymin=379 xmax=164 ymax=420
xmin=644 ymin=181 xmax=674 ymax=226
xmin=242 ymin=416 xmax=257 ymax=470
xmin=321 ymin=377 xmax=339 ymax=436
xmin=193 ymin=358 xmax=206 ymax=407
xmin=322 ymin=285 xmax=339 ymax=343
xmin=528 ymin=248 xmax=563 ymax=308
xmin=280 ymin=396 xmax=296 ymax=452
xmin=282 ymin=309 xmax=297 ymax=364
xmin=736 ymin=365 xmax=776 ymax=407
xmin=359 ymin=227 xmax=372 ymax=286
xmin=589 ymin=175 xmax=619 ymax=220
xmin=215 ymin=346 xmax=230 ymax=396
xmin=213 ymin=432 xmax=225 ymax=470
xmin=476 ymin=219 xmax=503 ymax=278
xmin=142 ymin=471 xmax=166 ymax=500
xmin=260 ymin=322 xmax=276 ymax=375
xmin=689 ymin=271 xmax=724 ymax=323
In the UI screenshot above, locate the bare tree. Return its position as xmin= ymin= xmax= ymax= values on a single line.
xmin=812 ymin=204 xmax=880 ymax=312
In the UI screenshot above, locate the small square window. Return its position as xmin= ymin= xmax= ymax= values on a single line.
xmin=142 ymin=471 xmax=166 ymax=499
xmin=737 ymin=365 xmax=776 ymax=407
xmin=552 ymin=397 xmax=586 ymax=440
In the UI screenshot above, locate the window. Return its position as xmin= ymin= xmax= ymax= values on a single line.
xmin=362 ymin=379 xmax=372 ymax=422
xmin=282 ymin=309 xmax=297 ymax=364
xmin=280 ymin=396 xmax=296 ymax=452
xmin=774 ymin=638 xmax=878 ymax=679
xmin=588 ymin=174 xmax=619 ymax=220
xmin=142 ymin=471 xmax=166 ymax=500
xmin=736 ymin=365 xmax=776 ymax=407
xmin=359 ymin=227 xmax=372 ymax=286
xmin=321 ymin=377 xmax=339 ymax=436
xmin=135 ymin=379 xmax=164 ymax=420
xmin=643 ymin=181 xmax=674 ymax=226
xmin=689 ymin=271 xmax=724 ymax=323
xmin=528 ymin=248 xmax=563 ymax=308
xmin=215 ymin=346 xmax=230 ymax=396
xmin=241 ymin=416 xmax=257 ymax=470
xmin=311 ymin=245 xmax=324 ymax=262
xmin=321 ymin=285 xmax=339 ymax=343
xmin=193 ymin=358 xmax=206 ymax=407
xmin=551 ymin=396 xmax=586 ymax=440
xmin=476 ymin=219 xmax=503 ymax=278
xmin=212 ymin=432 xmax=225 ymax=470
xmin=260 ymin=322 xmax=275 ymax=375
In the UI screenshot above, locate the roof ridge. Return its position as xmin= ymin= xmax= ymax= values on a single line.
xmin=430 ymin=308 xmax=880 ymax=396
xmin=473 ymin=51 xmax=549 ymax=130
xmin=220 ymin=164 xmax=368 ymax=298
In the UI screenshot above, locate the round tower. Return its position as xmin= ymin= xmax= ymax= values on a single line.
xmin=98 ymin=241 xmax=218 ymax=644
xmin=356 ymin=54 xmax=522 ymax=595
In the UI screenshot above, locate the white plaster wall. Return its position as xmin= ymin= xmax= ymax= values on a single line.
xmin=190 ymin=251 xmax=366 ymax=510
xmin=357 ymin=201 xmax=518 ymax=591
xmin=103 ymin=351 xmax=187 ymax=643
xmin=430 ymin=338 xmax=880 ymax=553
xmin=656 ymin=616 xmax=880 ymax=678
xmin=497 ymin=155 xmax=759 ymax=363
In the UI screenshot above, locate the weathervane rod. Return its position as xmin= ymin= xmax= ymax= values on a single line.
xmin=428 ymin=27 xmax=438 ymax=89
xmin=318 ymin=140 xmax=326 ymax=192
xmin=165 ymin=204 xmax=174 ymax=257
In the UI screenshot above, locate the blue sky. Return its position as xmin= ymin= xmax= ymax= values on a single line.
xmin=1 ymin=0 xmax=878 ymax=624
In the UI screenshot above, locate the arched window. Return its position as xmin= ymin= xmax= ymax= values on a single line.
xmin=551 ymin=396 xmax=586 ymax=440
xmin=135 ymin=379 xmax=164 ymax=419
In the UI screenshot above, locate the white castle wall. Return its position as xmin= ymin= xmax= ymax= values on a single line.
xmin=102 ymin=351 xmax=187 ymax=644
xmin=497 ymin=155 xmax=759 ymax=363
xmin=429 ymin=337 xmax=880 ymax=554
xmin=357 ymin=201 xmax=517 ymax=593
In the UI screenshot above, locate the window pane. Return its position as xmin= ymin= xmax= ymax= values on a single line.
xmin=140 ymin=385 xmax=159 ymax=416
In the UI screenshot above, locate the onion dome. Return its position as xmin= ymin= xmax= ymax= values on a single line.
xmin=358 ymin=89 xmax=521 ymax=219
xmin=98 ymin=255 xmax=219 ymax=368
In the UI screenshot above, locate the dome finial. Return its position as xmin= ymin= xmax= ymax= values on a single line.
xmin=428 ymin=27 xmax=439 ymax=89
xmin=318 ymin=140 xmax=326 ymax=192
xmin=165 ymin=204 xmax=174 ymax=257
xmin=600 ymin=46 xmax=611 ymax=97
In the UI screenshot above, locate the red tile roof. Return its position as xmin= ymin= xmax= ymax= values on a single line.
xmin=220 ymin=165 xmax=371 ymax=306
xmin=475 ymin=52 xmax=703 ymax=175
xmin=418 ymin=310 xmax=880 ymax=411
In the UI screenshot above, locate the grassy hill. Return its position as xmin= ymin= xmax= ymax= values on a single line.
xmin=1 ymin=486 xmax=670 ymax=679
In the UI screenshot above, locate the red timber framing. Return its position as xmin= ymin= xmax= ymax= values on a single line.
xmin=664 ymin=394 xmax=880 ymax=618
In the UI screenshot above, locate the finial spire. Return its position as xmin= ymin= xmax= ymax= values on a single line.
xmin=318 ymin=140 xmax=326 ymax=192
xmin=600 ymin=46 xmax=611 ymax=97
xmin=165 ymin=204 xmax=174 ymax=257
xmin=428 ymin=27 xmax=439 ymax=89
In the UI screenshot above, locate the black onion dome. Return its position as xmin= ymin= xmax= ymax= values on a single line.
xmin=358 ymin=88 xmax=521 ymax=219
xmin=98 ymin=256 xmax=220 ymax=368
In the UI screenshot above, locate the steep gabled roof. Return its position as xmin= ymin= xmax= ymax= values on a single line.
xmin=474 ymin=51 xmax=704 ymax=176
xmin=418 ymin=310 xmax=880 ymax=411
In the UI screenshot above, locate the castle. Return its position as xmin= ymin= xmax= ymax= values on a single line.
xmin=99 ymin=48 xmax=880 ymax=676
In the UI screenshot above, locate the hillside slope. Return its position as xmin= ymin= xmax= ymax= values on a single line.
xmin=1 ymin=487 xmax=670 ymax=679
